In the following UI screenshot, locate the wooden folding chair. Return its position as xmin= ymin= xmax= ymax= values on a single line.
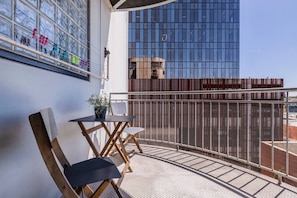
xmin=29 ymin=108 xmax=122 ymax=198
xmin=111 ymin=102 xmax=144 ymax=153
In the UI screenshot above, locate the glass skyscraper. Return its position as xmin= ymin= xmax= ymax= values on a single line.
xmin=128 ymin=0 xmax=240 ymax=79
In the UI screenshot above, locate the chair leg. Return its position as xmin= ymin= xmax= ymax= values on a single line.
xmin=122 ymin=134 xmax=143 ymax=153
xmin=82 ymin=185 xmax=94 ymax=198
xmin=122 ymin=135 xmax=130 ymax=145
xmin=111 ymin=180 xmax=123 ymax=198
xmin=132 ymin=135 xmax=143 ymax=153
xmin=91 ymin=180 xmax=110 ymax=198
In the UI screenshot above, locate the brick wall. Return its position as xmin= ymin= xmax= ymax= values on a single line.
xmin=261 ymin=142 xmax=297 ymax=186
xmin=283 ymin=125 xmax=297 ymax=140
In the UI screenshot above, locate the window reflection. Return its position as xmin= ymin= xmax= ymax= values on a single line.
xmin=129 ymin=0 xmax=240 ymax=78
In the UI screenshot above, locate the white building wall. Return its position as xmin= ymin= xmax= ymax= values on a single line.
xmin=106 ymin=11 xmax=129 ymax=96
xmin=0 ymin=1 xmax=127 ymax=197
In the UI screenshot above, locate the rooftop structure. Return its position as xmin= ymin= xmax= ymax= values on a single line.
xmin=129 ymin=57 xmax=165 ymax=79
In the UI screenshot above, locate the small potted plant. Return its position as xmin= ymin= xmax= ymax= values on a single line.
xmin=87 ymin=93 xmax=110 ymax=118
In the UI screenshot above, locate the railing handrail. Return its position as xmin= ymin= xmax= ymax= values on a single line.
xmin=110 ymin=87 xmax=297 ymax=96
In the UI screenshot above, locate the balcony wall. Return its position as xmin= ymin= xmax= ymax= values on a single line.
xmin=0 ymin=1 xmax=128 ymax=197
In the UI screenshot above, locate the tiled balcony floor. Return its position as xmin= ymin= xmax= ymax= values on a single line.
xmin=100 ymin=144 xmax=297 ymax=198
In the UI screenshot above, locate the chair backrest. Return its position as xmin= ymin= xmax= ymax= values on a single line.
xmin=111 ymin=102 xmax=127 ymax=115
xmin=29 ymin=108 xmax=79 ymax=197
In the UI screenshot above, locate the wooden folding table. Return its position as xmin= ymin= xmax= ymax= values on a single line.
xmin=70 ymin=115 xmax=135 ymax=179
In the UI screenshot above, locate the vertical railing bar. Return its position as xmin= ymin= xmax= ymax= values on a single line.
xmin=210 ymin=101 xmax=213 ymax=151
xmin=259 ymin=102 xmax=262 ymax=167
xmin=174 ymin=95 xmax=177 ymax=145
xmin=218 ymin=102 xmax=221 ymax=154
xmin=133 ymin=100 xmax=135 ymax=127
xmin=163 ymin=100 xmax=165 ymax=143
xmin=286 ymin=92 xmax=290 ymax=176
xmin=150 ymin=101 xmax=152 ymax=141
xmin=132 ymin=100 xmax=134 ymax=119
xmin=162 ymin=100 xmax=164 ymax=142
xmin=138 ymin=99 xmax=140 ymax=127
xmin=188 ymin=101 xmax=190 ymax=147
xmin=247 ymin=100 xmax=251 ymax=163
xmin=181 ymin=100 xmax=183 ymax=146
xmin=271 ymin=102 xmax=275 ymax=171
xmin=154 ymin=100 xmax=159 ymax=140
xmin=134 ymin=99 xmax=136 ymax=125
xmin=168 ymin=100 xmax=171 ymax=143
xmin=143 ymin=101 xmax=147 ymax=139
xmin=237 ymin=102 xmax=240 ymax=160
xmin=194 ymin=101 xmax=197 ymax=148
xmin=158 ymin=98 xmax=159 ymax=141
xmin=227 ymin=102 xmax=230 ymax=156
xmin=202 ymin=101 xmax=205 ymax=150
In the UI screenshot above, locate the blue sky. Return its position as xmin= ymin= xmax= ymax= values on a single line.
xmin=240 ymin=0 xmax=297 ymax=87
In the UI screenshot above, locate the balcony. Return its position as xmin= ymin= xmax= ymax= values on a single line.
xmin=103 ymin=88 xmax=297 ymax=197
xmin=98 ymin=144 xmax=297 ymax=197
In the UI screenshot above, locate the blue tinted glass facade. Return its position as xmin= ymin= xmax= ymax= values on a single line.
xmin=128 ymin=0 xmax=240 ymax=78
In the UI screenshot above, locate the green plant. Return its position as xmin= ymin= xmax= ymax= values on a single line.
xmin=87 ymin=93 xmax=110 ymax=115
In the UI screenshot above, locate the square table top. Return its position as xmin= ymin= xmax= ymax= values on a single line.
xmin=69 ymin=115 xmax=135 ymax=123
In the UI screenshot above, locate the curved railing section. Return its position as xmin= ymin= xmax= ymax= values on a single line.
xmin=110 ymin=88 xmax=297 ymax=185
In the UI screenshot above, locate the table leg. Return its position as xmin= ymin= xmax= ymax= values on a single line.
xmin=99 ymin=122 xmax=122 ymax=156
xmin=101 ymin=123 xmax=128 ymax=162
xmin=101 ymin=122 xmax=133 ymax=173
xmin=114 ymin=130 xmax=133 ymax=173
xmin=78 ymin=122 xmax=100 ymax=157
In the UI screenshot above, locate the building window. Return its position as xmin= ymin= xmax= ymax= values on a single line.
xmin=128 ymin=0 xmax=240 ymax=79
xmin=0 ymin=0 xmax=89 ymax=80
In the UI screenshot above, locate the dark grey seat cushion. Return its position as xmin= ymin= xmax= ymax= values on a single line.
xmin=64 ymin=157 xmax=121 ymax=188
